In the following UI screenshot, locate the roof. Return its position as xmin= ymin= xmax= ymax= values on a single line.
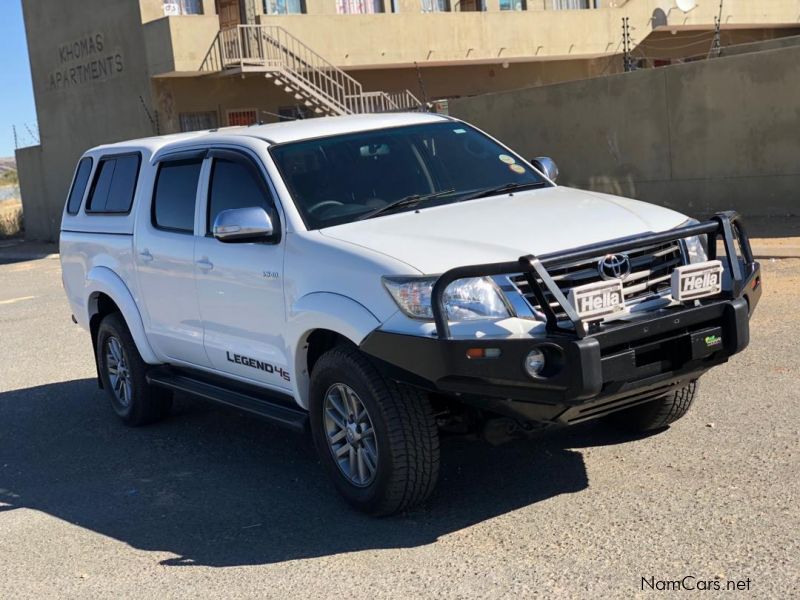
xmin=236 ymin=112 xmax=449 ymax=144
xmin=88 ymin=112 xmax=451 ymax=156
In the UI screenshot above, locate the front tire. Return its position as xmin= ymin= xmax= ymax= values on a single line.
xmin=608 ymin=380 xmax=698 ymax=432
xmin=96 ymin=313 xmax=172 ymax=426
xmin=309 ymin=345 xmax=440 ymax=516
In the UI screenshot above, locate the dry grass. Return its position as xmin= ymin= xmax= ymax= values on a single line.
xmin=0 ymin=199 xmax=23 ymax=238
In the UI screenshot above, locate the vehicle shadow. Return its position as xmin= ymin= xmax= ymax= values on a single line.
xmin=0 ymin=378 xmax=640 ymax=567
xmin=0 ymin=241 xmax=58 ymax=266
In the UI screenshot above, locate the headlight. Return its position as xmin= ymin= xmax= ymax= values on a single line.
xmin=684 ymin=235 xmax=708 ymax=264
xmin=679 ymin=219 xmax=709 ymax=264
xmin=383 ymin=276 xmax=511 ymax=321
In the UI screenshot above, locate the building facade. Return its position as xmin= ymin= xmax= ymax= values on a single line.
xmin=17 ymin=0 xmax=800 ymax=239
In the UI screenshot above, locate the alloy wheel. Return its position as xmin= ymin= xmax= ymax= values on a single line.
xmin=105 ymin=336 xmax=132 ymax=408
xmin=323 ymin=383 xmax=379 ymax=487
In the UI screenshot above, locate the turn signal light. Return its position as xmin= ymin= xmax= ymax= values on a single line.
xmin=466 ymin=347 xmax=501 ymax=359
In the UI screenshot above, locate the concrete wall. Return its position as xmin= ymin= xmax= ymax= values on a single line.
xmin=448 ymin=43 xmax=800 ymax=218
xmin=14 ymin=146 xmax=48 ymax=238
xmin=20 ymin=0 xmax=157 ymax=240
xmin=143 ymin=15 xmax=221 ymax=74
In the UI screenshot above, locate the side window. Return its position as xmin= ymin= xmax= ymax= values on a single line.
xmin=207 ymin=158 xmax=275 ymax=233
xmin=152 ymin=158 xmax=204 ymax=233
xmin=86 ymin=154 xmax=141 ymax=213
xmin=65 ymin=157 xmax=93 ymax=215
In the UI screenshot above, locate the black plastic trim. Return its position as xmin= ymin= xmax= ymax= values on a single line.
xmin=431 ymin=211 xmax=756 ymax=339
xmin=146 ymin=366 xmax=307 ymax=432
xmin=361 ymin=295 xmax=753 ymax=407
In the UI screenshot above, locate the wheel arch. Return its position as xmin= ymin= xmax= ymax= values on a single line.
xmin=288 ymin=292 xmax=382 ymax=409
xmin=85 ymin=266 xmax=159 ymax=365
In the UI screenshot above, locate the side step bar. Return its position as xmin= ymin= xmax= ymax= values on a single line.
xmin=146 ymin=366 xmax=308 ymax=432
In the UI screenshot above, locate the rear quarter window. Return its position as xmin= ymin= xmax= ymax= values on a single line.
xmin=86 ymin=154 xmax=141 ymax=214
xmin=65 ymin=157 xmax=93 ymax=215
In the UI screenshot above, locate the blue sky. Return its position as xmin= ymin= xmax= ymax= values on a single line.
xmin=0 ymin=1 xmax=37 ymax=159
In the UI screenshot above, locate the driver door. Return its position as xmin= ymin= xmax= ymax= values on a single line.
xmin=194 ymin=149 xmax=291 ymax=391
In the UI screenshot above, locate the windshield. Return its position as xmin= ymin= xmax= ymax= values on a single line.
xmin=269 ymin=122 xmax=550 ymax=230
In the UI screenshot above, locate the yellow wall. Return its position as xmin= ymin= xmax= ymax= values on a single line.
xmin=152 ymin=57 xmax=606 ymax=134
xmin=20 ymin=0 xmax=158 ymax=240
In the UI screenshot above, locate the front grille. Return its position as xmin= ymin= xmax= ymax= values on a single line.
xmin=511 ymin=241 xmax=684 ymax=320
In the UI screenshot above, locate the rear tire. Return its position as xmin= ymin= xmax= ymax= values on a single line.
xmin=608 ymin=380 xmax=698 ymax=432
xmin=96 ymin=313 xmax=172 ymax=426
xmin=309 ymin=345 xmax=440 ymax=516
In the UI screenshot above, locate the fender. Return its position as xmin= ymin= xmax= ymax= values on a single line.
xmin=286 ymin=292 xmax=382 ymax=408
xmin=85 ymin=266 xmax=160 ymax=364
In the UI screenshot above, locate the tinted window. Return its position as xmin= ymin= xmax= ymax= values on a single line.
xmin=66 ymin=157 xmax=93 ymax=214
xmin=152 ymin=159 xmax=203 ymax=233
xmin=86 ymin=154 xmax=140 ymax=213
xmin=270 ymin=122 xmax=547 ymax=230
xmin=207 ymin=158 xmax=273 ymax=232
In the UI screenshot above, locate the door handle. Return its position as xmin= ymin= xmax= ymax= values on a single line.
xmin=196 ymin=257 xmax=214 ymax=271
xmin=139 ymin=249 xmax=153 ymax=262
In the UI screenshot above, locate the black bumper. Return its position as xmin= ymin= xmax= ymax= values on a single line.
xmin=361 ymin=212 xmax=762 ymax=425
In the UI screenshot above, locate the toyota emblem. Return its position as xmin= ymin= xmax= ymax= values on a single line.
xmin=598 ymin=253 xmax=632 ymax=280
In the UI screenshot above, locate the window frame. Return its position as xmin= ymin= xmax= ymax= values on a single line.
xmin=65 ymin=156 xmax=94 ymax=216
xmin=84 ymin=152 xmax=142 ymax=216
xmin=150 ymin=155 xmax=206 ymax=235
xmin=205 ymin=148 xmax=282 ymax=244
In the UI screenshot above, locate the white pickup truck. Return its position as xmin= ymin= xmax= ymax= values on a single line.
xmin=60 ymin=113 xmax=761 ymax=515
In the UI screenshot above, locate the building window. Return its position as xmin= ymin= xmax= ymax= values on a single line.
xmin=500 ymin=0 xmax=525 ymax=10
xmin=278 ymin=105 xmax=311 ymax=121
xmin=551 ymin=0 xmax=596 ymax=9
xmin=179 ymin=111 xmax=219 ymax=132
xmin=227 ymin=109 xmax=258 ymax=126
xmin=455 ymin=0 xmax=485 ymax=10
xmin=423 ymin=0 xmax=483 ymax=11
xmin=162 ymin=0 xmax=204 ymax=16
xmin=264 ymin=0 xmax=306 ymax=14
xmin=420 ymin=0 xmax=450 ymax=11
xmin=336 ymin=0 xmax=385 ymax=14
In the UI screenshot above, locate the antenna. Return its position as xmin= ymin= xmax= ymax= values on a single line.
xmin=675 ymin=0 xmax=697 ymax=12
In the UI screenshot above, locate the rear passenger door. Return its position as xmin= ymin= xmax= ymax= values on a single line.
xmin=134 ymin=153 xmax=211 ymax=367
xmin=194 ymin=149 xmax=290 ymax=390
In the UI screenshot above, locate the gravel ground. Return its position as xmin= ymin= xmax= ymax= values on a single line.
xmin=0 ymin=251 xmax=797 ymax=599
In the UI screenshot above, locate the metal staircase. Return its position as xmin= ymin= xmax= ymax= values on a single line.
xmin=200 ymin=25 xmax=423 ymax=116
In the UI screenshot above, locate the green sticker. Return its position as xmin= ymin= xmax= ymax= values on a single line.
xmin=704 ymin=334 xmax=722 ymax=347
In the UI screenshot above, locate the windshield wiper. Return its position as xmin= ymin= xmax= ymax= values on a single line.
xmin=457 ymin=181 xmax=548 ymax=203
xmin=357 ymin=189 xmax=456 ymax=221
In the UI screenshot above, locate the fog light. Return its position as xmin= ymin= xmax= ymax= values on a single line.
xmin=524 ymin=348 xmax=546 ymax=378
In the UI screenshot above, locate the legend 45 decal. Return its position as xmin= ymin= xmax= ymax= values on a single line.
xmin=226 ymin=351 xmax=291 ymax=382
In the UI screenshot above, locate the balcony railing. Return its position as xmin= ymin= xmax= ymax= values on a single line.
xmin=201 ymin=25 xmax=423 ymax=115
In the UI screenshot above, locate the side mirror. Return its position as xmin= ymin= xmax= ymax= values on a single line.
xmin=212 ymin=206 xmax=274 ymax=243
xmin=531 ymin=157 xmax=559 ymax=183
